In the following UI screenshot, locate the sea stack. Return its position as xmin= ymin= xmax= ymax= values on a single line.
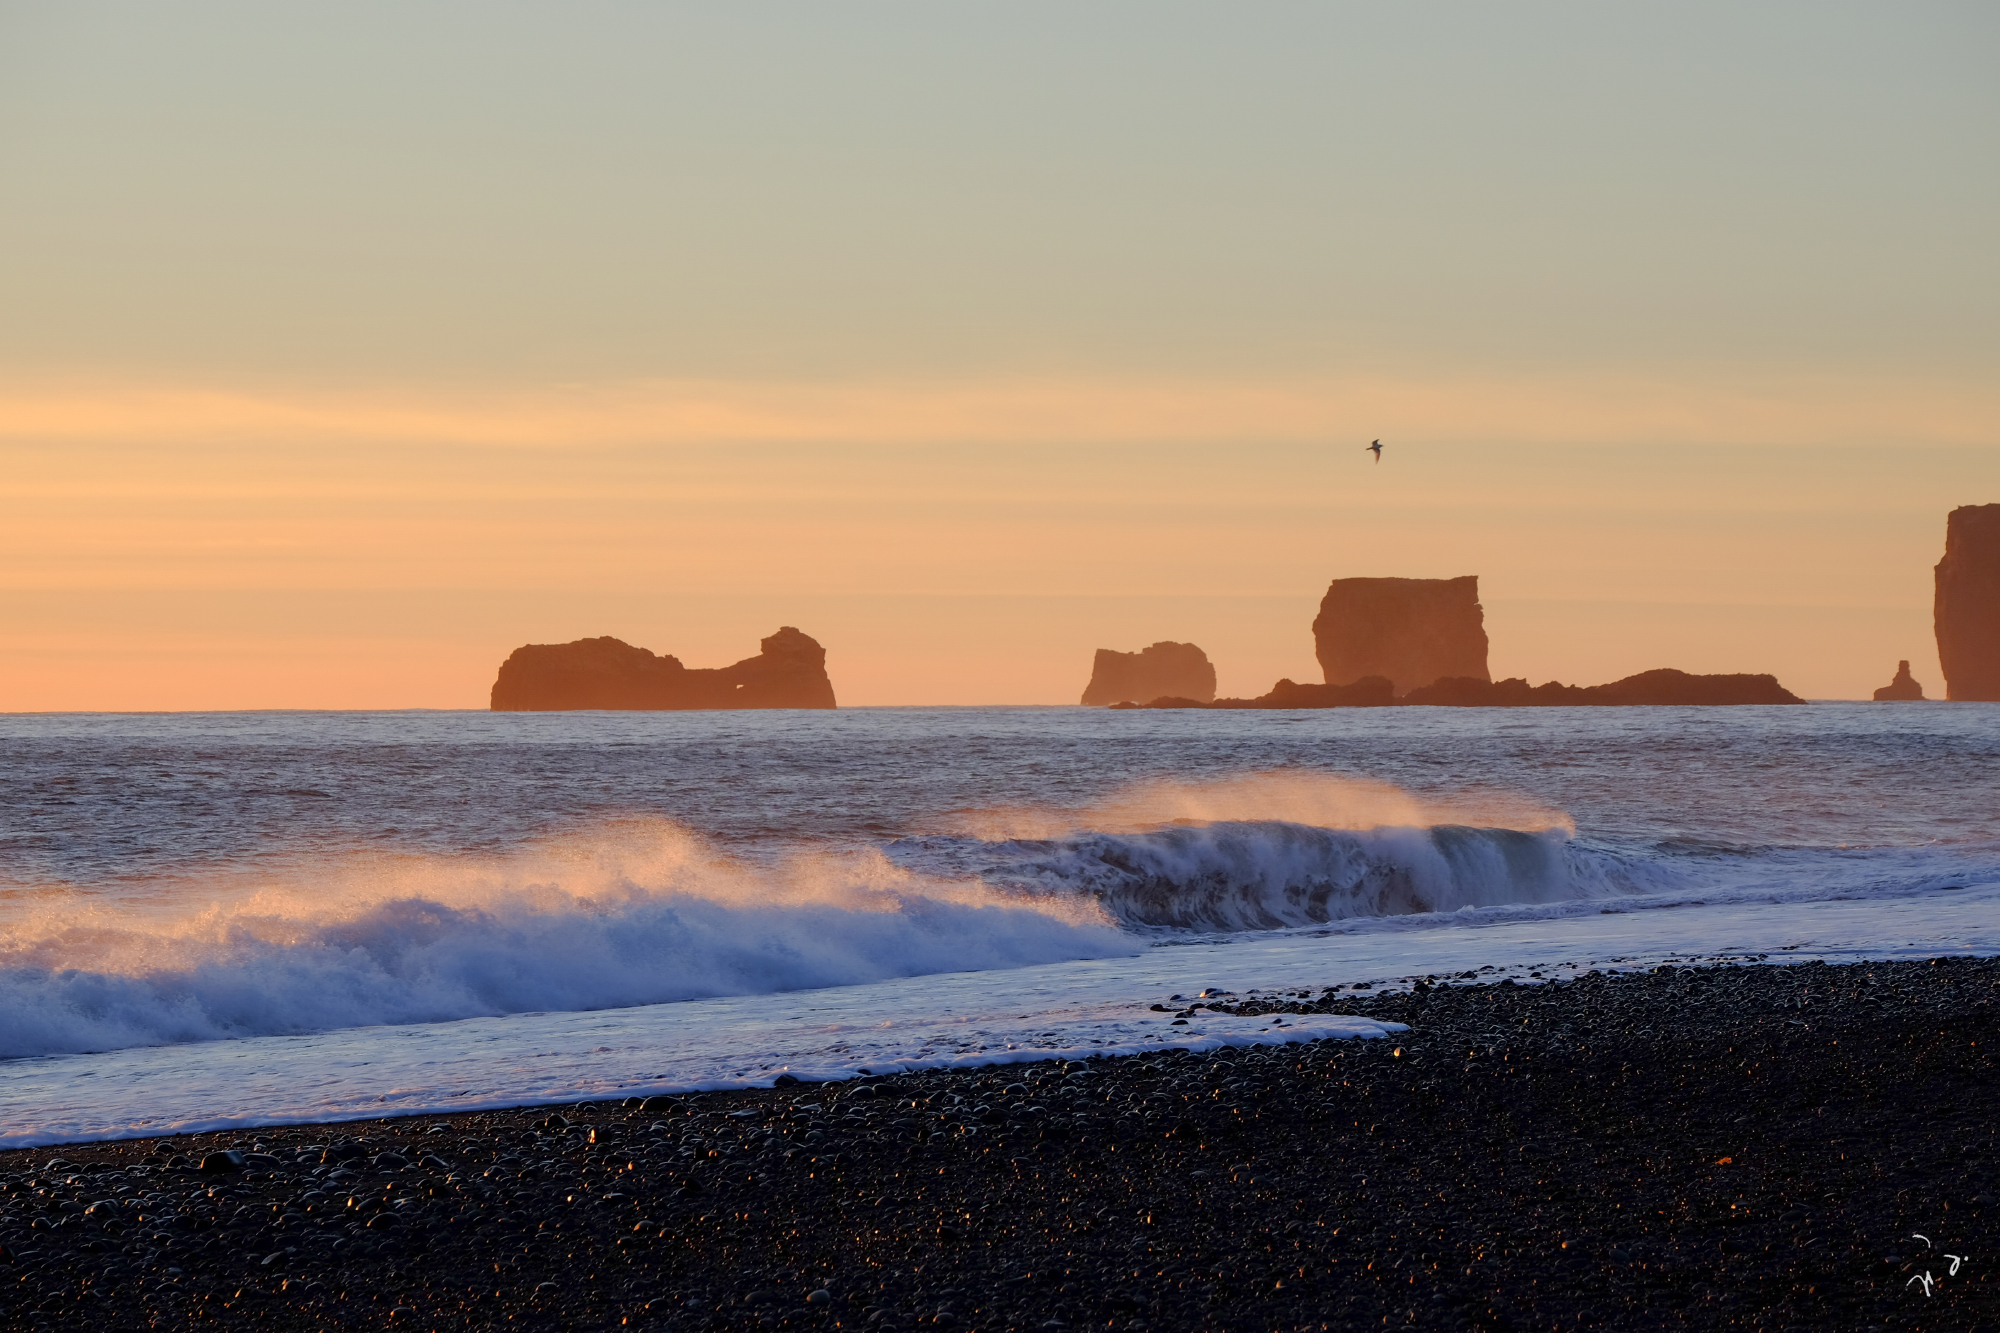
xmin=490 ymin=626 xmax=836 ymax=711
xmin=1935 ymin=504 xmax=2000 ymax=701
xmin=1313 ymin=576 xmax=1490 ymax=697
xmin=1871 ymin=661 xmax=1926 ymax=702
xmin=1081 ymin=642 xmax=1217 ymax=706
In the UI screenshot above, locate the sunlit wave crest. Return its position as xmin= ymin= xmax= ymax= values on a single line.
xmin=0 ymin=819 xmax=1130 ymax=1059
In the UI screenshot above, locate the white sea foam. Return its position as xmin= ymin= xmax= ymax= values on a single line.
xmin=888 ymin=771 xmax=1638 ymax=928
xmin=0 ymin=820 xmax=1133 ymax=1059
xmin=7 ymin=714 xmax=1999 ymax=1148
xmin=893 ymin=821 xmax=1665 ymax=930
xmin=0 ymin=775 xmax=1615 ymax=1059
xmin=0 ymin=809 xmax=1637 ymax=1057
xmin=8 ymin=877 xmax=2000 ymax=1150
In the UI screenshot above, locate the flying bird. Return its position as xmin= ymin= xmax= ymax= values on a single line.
xmin=1366 ymin=439 xmax=1383 ymax=463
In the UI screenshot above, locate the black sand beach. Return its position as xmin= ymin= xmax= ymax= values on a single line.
xmin=3 ymin=958 xmax=1994 ymax=1331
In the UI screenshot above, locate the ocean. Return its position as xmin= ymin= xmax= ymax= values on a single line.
xmin=3 ymin=704 xmax=1997 ymax=1148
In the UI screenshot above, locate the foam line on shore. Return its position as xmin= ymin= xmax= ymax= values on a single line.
xmin=7 ymin=959 xmax=1991 ymax=1333
xmin=0 ymin=1012 xmax=1402 ymax=1149
xmin=5 ymin=878 xmax=1996 ymax=1148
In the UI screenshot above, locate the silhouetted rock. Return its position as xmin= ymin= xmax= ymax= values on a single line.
xmin=490 ymin=627 xmax=836 ymax=711
xmin=1120 ymin=667 xmax=1799 ymax=710
xmin=1182 ymin=677 xmax=1397 ymax=709
xmin=1582 ymin=669 xmax=1803 ymax=706
xmin=1399 ymin=668 xmax=1804 ymax=707
xmin=1313 ymin=576 xmax=1489 ymax=697
xmin=1254 ymin=676 xmax=1397 ymax=708
xmin=1934 ymin=504 xmax=2000 ymax=701
xmin=1081 ymin=643 xmax=1216 ymax=706
xmin=1872 ymin=661 xmax=1926 ymax=702
xmin=1399 ymin=675 xmax=1555 ymax=706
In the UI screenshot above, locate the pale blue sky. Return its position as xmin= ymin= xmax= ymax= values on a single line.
xmin=3 ymin=2 xmax=1994 ymax=382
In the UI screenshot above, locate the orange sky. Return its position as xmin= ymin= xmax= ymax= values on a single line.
xmin=3 ymin=5 xmax=1995 ymax=709
xmin=4 ymin=371 xmax=1995 ymax=707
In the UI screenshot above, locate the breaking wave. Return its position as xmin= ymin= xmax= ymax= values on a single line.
xmin=0 ymin=820 xmax=1132 ymax=1059
xmin=890 ymin=820 xmax=1664 ymax=931
xmin=0 ymin=776 xmax=1661 ymax=1058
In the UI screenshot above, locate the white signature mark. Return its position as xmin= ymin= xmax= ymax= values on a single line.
xmin=1905 ymin=1233 xmax=1969 ymax=1297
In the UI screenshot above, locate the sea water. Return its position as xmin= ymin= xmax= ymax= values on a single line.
xmin=2 ymin=704 xmax=1997 ymax=1146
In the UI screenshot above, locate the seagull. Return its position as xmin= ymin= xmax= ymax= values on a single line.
xmin=1366 ymin=439 xmax=1382 ymax=463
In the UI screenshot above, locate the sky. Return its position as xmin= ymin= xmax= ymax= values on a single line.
xmin=2 ymin=2 xmax=1997 ymax=708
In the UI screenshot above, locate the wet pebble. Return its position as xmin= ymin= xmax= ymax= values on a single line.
xmin=1 ymin=958 xmax=1992 ymax=1332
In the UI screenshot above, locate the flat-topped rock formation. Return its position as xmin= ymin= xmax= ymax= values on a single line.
xmin=1935 ymin=503 xmax=2000 ymax=700
xmin=490 ymin=627 xmax=836 ymax=711
xmin=1313 ymin=576 xmax=1489 ymax=697
xmin=1080 ymin=641 xmax=1216 ymax=706
xmin=1400 ymin=668 xmax=1804 ymax=707
xmin=1114 ymin=668 xmax=1801 ymax=709
xmin=1872 ymin=660 xmax=1926 ymax=701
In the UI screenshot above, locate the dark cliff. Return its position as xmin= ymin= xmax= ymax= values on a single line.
xmin=1081 ymin=642 xmax=1217 ymax=706
xmin=1313 ymin=576 xmax=1489 ymax=697
xmin=1871 ymin=661 xmax=1926 ymax=702
xmin=1935 ymin=504 xmax=2000 ymax=701
xmin=489 ymin=627 xmax=836 ymax=711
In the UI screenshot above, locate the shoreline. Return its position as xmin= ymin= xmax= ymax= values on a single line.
xmin=3 ymin=957 xmax=1995 ymax=1330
